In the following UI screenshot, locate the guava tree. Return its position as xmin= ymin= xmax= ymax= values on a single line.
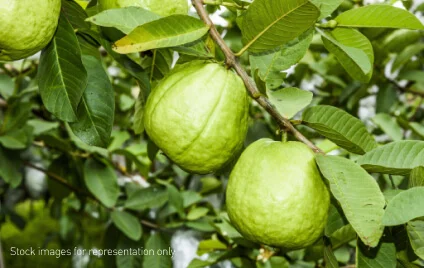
xmin=0 ymin=0 xmax=424 ymax=267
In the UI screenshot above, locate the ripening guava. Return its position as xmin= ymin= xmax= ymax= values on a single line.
xmin=0 ymin=0 xmax=61 ymax=61
xmin=98 ymin=0 xmax=188 ymax=16
xmin=143 ymin=61 xmax=250 ymax=174
xmin=226 ymin=139 xmax=330 ymax=249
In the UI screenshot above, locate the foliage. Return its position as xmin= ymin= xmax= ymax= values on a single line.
xmin=0 ymin=0 xmax=423 ymax=267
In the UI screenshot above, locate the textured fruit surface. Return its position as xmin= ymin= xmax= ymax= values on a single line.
xmin=98 ymin=0 xmax=188 ymax=16
xmin=0 ymin=0 xmax=61 ymax=61
xmin=226 ymin=139 xmax=330 ymax=249
xmin=144 ymin=61 xmax=249 ymax=174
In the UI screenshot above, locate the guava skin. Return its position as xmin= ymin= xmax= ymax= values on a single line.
xmin=98 ymin=0 xmax=188 ymax=16
xmin=144 ymin=62 xmax=250 ymax=174
xmin=0 ymin=0 xmax=61 ymax=61
xmin=226 ymin=139 xmax=330 ymax=249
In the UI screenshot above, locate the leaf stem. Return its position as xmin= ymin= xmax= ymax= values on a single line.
xmin=191 ymin=0 xmax=323 ymax=154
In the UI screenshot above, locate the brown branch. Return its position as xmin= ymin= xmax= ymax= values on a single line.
xmin=192 ymin=0 xmax=323 ymax=154
xmin=24 ymin=161 xmax=91 ymax=197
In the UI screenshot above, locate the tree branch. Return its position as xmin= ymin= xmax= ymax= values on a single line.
xmin=24 ymin=161 xmax=91 ymax=197
xmin=192 ymin=0 xmax=323 ymax=154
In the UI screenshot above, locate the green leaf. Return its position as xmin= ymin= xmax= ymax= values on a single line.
xmin=241 ymin=0 xmax=319 ymax=53
xmin=316 ymin=155 xmax=385 ymax=247
xmin=61 ymin=0 xmax=90 ymax=30
xmin=382 ymin=187 xmax=424 ymax=226
xmin=330 ymin=224 xmax=357 ymax=249
xmin=116 ymin=236 xmax=143 ymax=268
xmin=0 ymin=73 xmax=14 ymax=99
xmin=200 ymin=176 xmax=222 ymax=194
xmin=0 ymin=100 xmax=31 ymax=134
xmin=187 ymin=207 xmax=209 ymax=221
xmin=268 ymin=87 xmax=313 ymax=118
xmin=113 ymin=15 xmax=209 ymax=53
xmin=335 ymin=5 xmax=424 ymax=29
xmin=372 ymin=113 xmax=403 ymax=141
xmin=83 ymin=158 xmax=119 ymax=208
xmin=409 ymin=166 xmax=424 ymax=188
xmin=325 ymin=204 xmax=348 ymax=236
xmin=86 ymin=6 xmax=161 ymax=34
xmin=27 ymin=119 xmax=59 ymax=136
xmin=356 ymin=238 xmax=397 ymax=268
xmin=310 ymin=0 xmax=344 ymax=20
xmin=302 ymin=105 xmax=377 ymax=154
xmin=143 ymin=234 xmax=172 ymax=268
xmin=391 ymin=43 xmax=424 ymax=72
xmin=69 ymin=55 xmax=115 ymax=148
xmin=0 ymin=146 xmax=22 ymax=187
xmin=166 ymin=184 xmax=185 ymax=218
xmin=38 ymin=14 xmax=88 ymax=122
xmin=324 ymin=239 xmax=339 ymax=268
xmin=320 ymin=28 xmax=373 ymax=82
xmin=357 ymin=141 xmax=424 ymax=175
xmin=47 ymin=155 xmax=75 ymax=200
xmin=111 ymin=210 xmax=142 ymax=241
xmin=101 ymin=38 xmax=150 ymax=92
xmin=0 ymin=125 xmax=33 ymax=150
xmin=125 ymin=186 xmax=168 ymax=211
xmin=407 ymin=220 xmax=424 ymax=259
xmin=250 ymin=29 xmax=313 ymax=90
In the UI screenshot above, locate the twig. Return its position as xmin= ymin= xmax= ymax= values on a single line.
xmin=24 ymin=161 xmax=90 ymax=197
xmin=191 ymin=0 xmax=323 ymax=154
xmin=141 ymin=220 xmax=160 ymax=229
xmin=388 ymin=78 xmax=424 ymax=97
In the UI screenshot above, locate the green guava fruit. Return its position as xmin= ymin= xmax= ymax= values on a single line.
xmin=98 ymin=0 xmax=188 ymax=16
xmin=0 ymin=0 xmax=61 ymax=61
xmin=226 ymin=139 xmax=330 ymax=249
xmin=143 ymin=61 xmax=250 ymax=174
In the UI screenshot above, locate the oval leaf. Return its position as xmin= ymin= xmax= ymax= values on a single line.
xmin=83 ymin=158 xmax=119 ymax=208
xmin=303 ymin=105 xmax=377 ymax=154
xmin=382 ymin=187 xmax=424 ymax=226
xmin=316 ymin=155 xmax=385 ymax=247
xmin=268 ymin=87 xmax=312 ymax=118
xmin=372 ymin=113 xmax=403 ymax=141
xmin=69 ymin=55 xmax=115 ymax=148
xmin=250 ymin=29 xmax=314 ymax=90
xmin=38 ymin=14 xmax=87 ymax=122
xmin=142 ymin=233 xmax=172 ymax=268
xmin=356 ymin=238 xmax=397 ymax=268
xmin=124 ymin=186 xmax=168 ymax=211
xmin=357 ymin=141 xmax=424 ymax=175
xmin=335 ymin=5 xmax=424 ymax=29
xmin=407 ymin=220 xmax=424 ymax=259
xmin=320 ymin=28 xmax=373 ymax=83
xmin=111 ymin=210 xmax=142 ymax=241
xmin=241 ymin=0 xmax=319 ymax=53
xmin=86 ymin=7 xmax=161 ymax=34
xmin=113 ymin=15 xmax=209 ymax=53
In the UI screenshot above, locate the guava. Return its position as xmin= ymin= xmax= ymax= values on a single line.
xmin=143 ymin=61 xmax=250 ymax=174
xmin=98 ymin=0 xmax=188 ymax=16
xmin=226 ymin=139 xmax=330 ymax=249
xmin=0 ymin=0 xmax=61 ymax=61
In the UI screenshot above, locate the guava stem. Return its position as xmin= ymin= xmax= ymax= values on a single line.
xmin=191 ymin=0 xmax=324 ymax=154
xmin=281 ymin=131 xmax=288 ymax=143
